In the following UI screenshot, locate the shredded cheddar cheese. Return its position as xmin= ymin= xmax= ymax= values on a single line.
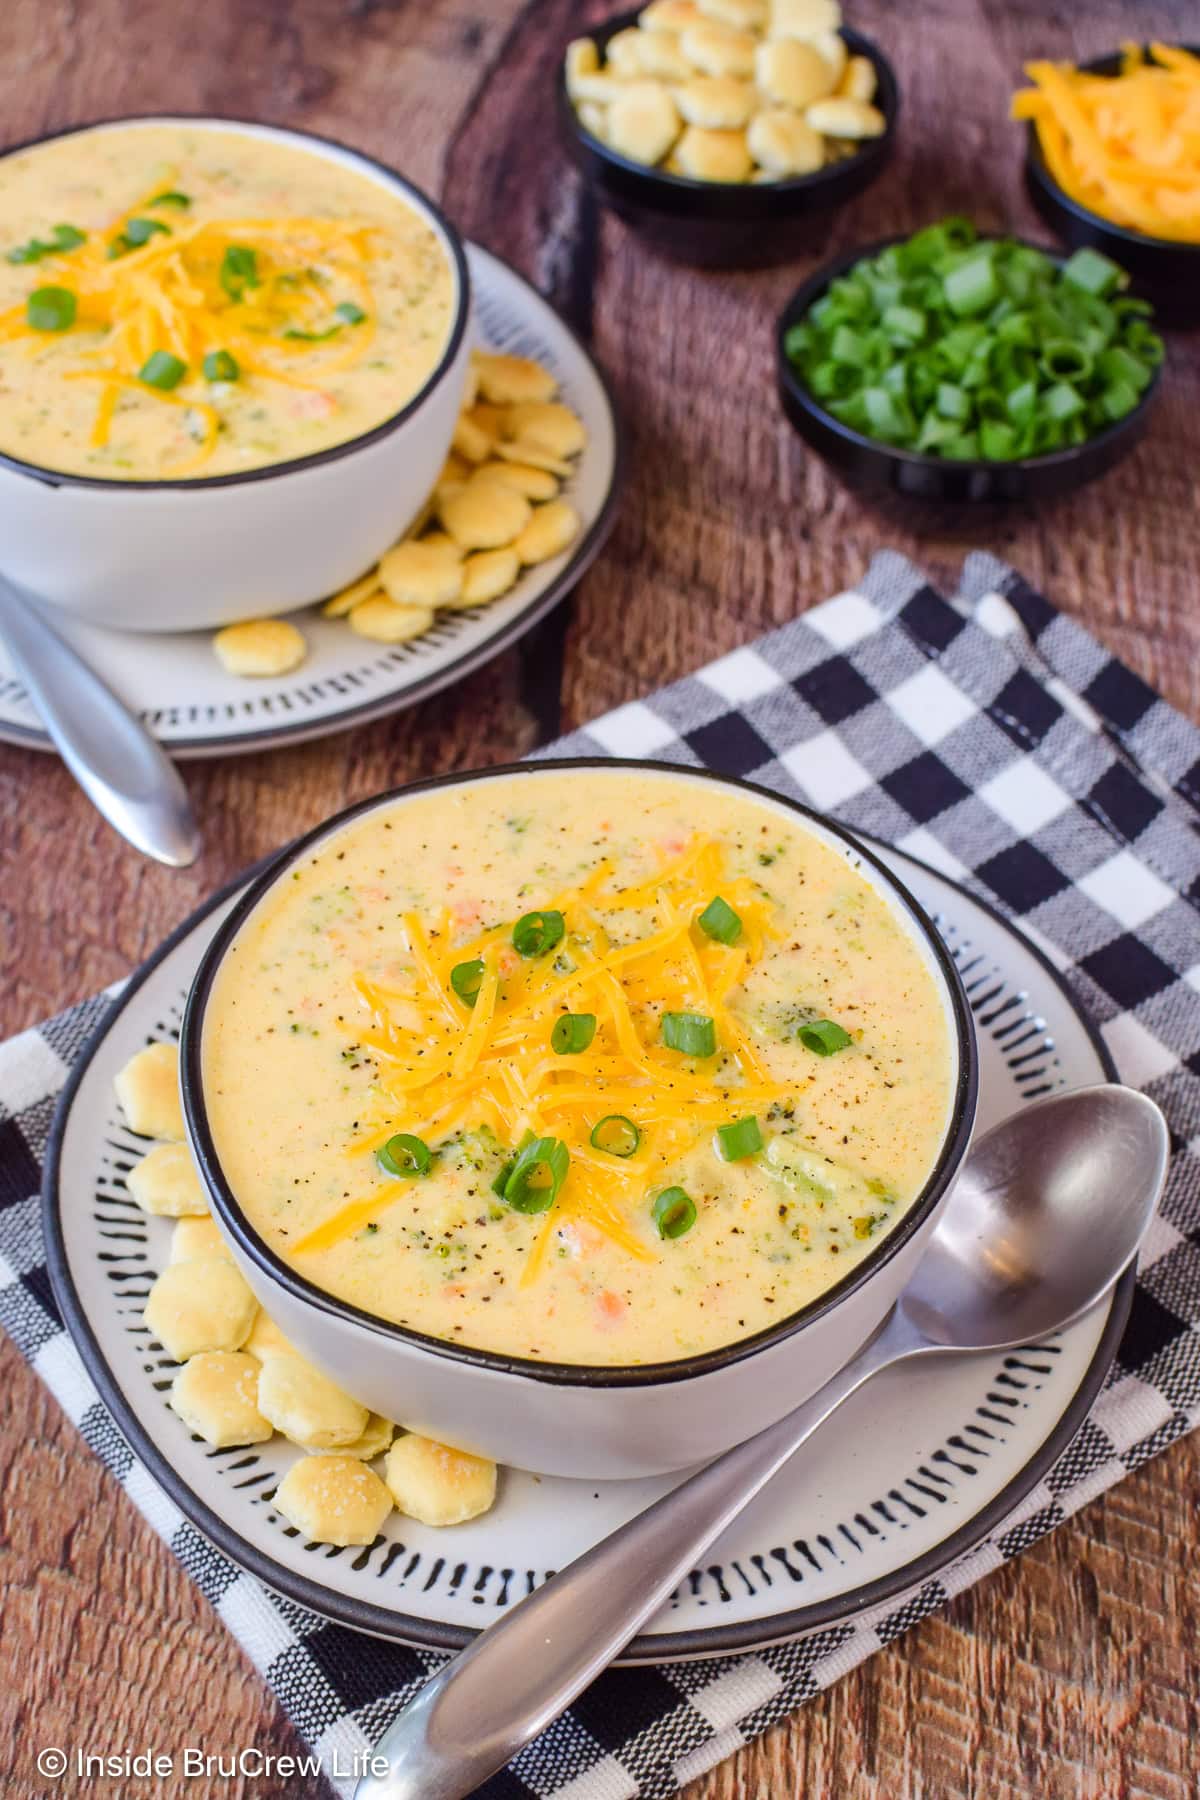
xmin=296 ymin=839 xmax=795 ymax=1268
xmin=8 ymin=197 xmax=381 ymax=473
xmin=1014 ymin=44 xmax=1200 ymax=243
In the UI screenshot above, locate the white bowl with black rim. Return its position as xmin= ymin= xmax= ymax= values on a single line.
xmin=179 ymin=760 xmax=979 ymax=1481
xmin=0 ymin=116 xmax=472 ymax=632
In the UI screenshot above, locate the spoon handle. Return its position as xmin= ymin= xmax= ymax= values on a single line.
xmin=0 ymin=577 xmax=200 ymax=866
xmin=357 ymin=1312 xmax=915 ymax=1800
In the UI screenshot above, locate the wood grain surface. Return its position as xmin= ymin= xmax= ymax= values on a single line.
xmin=1 ymin=0 xmax=1198 ymax=1794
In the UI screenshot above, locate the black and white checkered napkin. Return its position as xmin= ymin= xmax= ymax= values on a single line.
xmin=2 ymin=550 xmax=1198 ymax=1799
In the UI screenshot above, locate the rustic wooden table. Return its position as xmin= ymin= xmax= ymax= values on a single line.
xmin=2 ymin=1 xmax=1198 ymax=1795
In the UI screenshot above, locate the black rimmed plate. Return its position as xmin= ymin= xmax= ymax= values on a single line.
xmin=1024 ymin=46 xmax=1200 ymax=328
xmin=559 ymin=13 xmax=899 ymax=269
xmin=776 ymin=233 xmax=1163 ymax=502
xmin=0 ymin=243 xmax=623 ymax=758
xmin=43 ymin=835 xmax=1129 ymax=1660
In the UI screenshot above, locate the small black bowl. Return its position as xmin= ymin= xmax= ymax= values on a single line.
xmin=1024 ymin=46 xmax=1200 ymax=327
xmin=775 ymin=234 xmax=1163 ymax=503
xmin=558 ymin=12 xmax=899 ymax=269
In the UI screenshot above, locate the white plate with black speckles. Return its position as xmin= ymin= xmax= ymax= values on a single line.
xmin=0 ymin=243 xmax=622 ymax=760
xmin=44 ymin=841 xmax=1127 ymax=1661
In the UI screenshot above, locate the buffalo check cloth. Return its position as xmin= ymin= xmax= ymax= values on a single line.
xmin=2 ymin=548 xmax=1199 ymax=1799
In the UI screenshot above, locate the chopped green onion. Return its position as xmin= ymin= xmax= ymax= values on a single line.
xmin=1043 ymin=381 xmax=1084 ymax=422
xmin=1097 ymin=346 xmax=1152 ymax=393
xmin=123 ymin=217 xmax=170 ymax=247
xmin=697 ymin=895 xmax=742 ymax=945
xmin=715 ymin=1116 xmax=763 ymax=1161
xmin=138 ymin=350 xmax=187 ymax=390
xmin=661 ymin=1011 xmax=717 ymax=1058
xmin=148 ymin=190 xmax=191 ymax=209
xmin=491 ymin=1159 xmax=516 ymax=1198
xmin=202 ymin=348 xmax=239 ymax=383
xmin=512 ymin=909 xmax=564 ymax=958
xmin=25 ymin=286 xmax=76 ymax=332
xmin=652 ymin=1186 xmax=697 ymax=1240
xmin=7 ymin=223 xmax=86 ymax=264
xmin=1006 ymin=379 xmax=1037 ymax=425
xmin=936 ymin=381 xmax=970 ymax=421
xmin=449 ymin=958 xmax=485 ymax=1006
xmin=1061 ymin=246 xmax=1123 ymax=298
xmin=882 ymin=302 xmax=925 ymax=343
xmin=798 ymin=1018 xmax=853 ymax=1056
xmin=551 ymin=1012 xmax=596 ymax=1056
xmin=1040 ymin=339 xmax=1093 ymax=383
xmin=220 ymin=244 xmax=260 ymax=301
xmin=284 ymin=301 xmax=368 ymax=343
xmin=590 ymin=1115 xmax=640 ymax=1158
xmin=377 ymin=1132 xmax=432 ymax=1178
xmin=500 ymin=1135 xmax=569 ymax=1213
xmin=862 ymin=385 xmax=911 ymax=442
xmin=785 ymin=220 xmax=1162 ymax=463
xmin=980 ymin=420 xmax=1018 ymax=460
xmin=943 ymin=250 xmax=998 ymax=317
xmin=1101 ymin=380 xmax=1139 ymax=421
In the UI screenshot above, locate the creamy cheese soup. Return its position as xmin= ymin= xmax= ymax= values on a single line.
xmin=0 ymin=123 xmax=456 ymax=478
xmin=202 ymin=773 xmax=955 ymax=1366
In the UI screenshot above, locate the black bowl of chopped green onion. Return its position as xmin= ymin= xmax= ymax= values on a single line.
xmin=776 ymin=219 xmax=1165 ymax=502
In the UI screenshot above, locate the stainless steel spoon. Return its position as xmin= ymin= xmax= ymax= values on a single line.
xmin=0 ymin=576 xmax=200 ymax=866
xmin=357 ymin=1083 xmax=1168 ymax=1800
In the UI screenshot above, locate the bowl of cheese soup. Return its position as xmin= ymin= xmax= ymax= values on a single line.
xmin=0 ymin=117 xmax=470 ymax=628
xmin=182 ymin=762 xmax=977 ymax=1478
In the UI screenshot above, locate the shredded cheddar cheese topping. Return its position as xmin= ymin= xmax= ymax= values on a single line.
xmin=294 ymin=838 xmax=797 ymax=1273
xmin=0 ymin=171 xmax=381 ymax=474
xmin=1014 ymin=44 xmax=1200 ymax=244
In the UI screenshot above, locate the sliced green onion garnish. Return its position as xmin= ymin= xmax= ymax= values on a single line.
xmin=785 ymin=219 xmax=1161 ymax=463
xmin=590 ymin=1115 xmax=640 ymax=1158
xmin=697 ymin=895 xmax=742 ymax=945
xmin=493 ymin=1130 xmax=535 ymax=1195
xmin=26 ymin=286 xmax=76 ymax=332
xmin=148 ymin=190 xmax=191 ymax=209
xmin=7 ymin=223 xmax=85 ymax=264
xmin=449 ymin=958 xmax=485 ymax=1006
xmin=501 ymin=1135 xmax=569 ymax=1213
xmin=220 ymin=244 xmax=260 ymax=301
xmin=492 ymin=1159 xmax=515 ymax=1198
xmin=943 ymin=249 xmax=997 ymax=317
xmin=1061 ymin=246 xmax=1122 ymax=298
xmin=138 ymin=350 xmax=187 ymax=390
xmin=512 ymin=909 xmax=565 ymax=958
xmin=661 ymin=1011 xmax=716 ymax=1058
xmin=202 ymin=348 xmax=239 ymax=383
xmin=551 ymin=1012 xmax=596 ymax=1056
xmin=283 ymin=303 xmax=366 ymax=344
xmin=936 ymin=381 xmax=970 ymax=421
xmin=715 ymin=1115 xmax=763 ymax=1161
xmin=377 ymin=1132 xmax=432 ymax=1178
xmin=123 ymin=217 xmax=170 ymax=247
xmin=652 ymin=1186 xmax=697 ymax=1240
xmin=798 ymin=1018 xmax=853 ymax=1056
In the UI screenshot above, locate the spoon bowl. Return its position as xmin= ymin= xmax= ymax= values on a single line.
xmin=900 ymin=1084 xmax=1168 ymax=1352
